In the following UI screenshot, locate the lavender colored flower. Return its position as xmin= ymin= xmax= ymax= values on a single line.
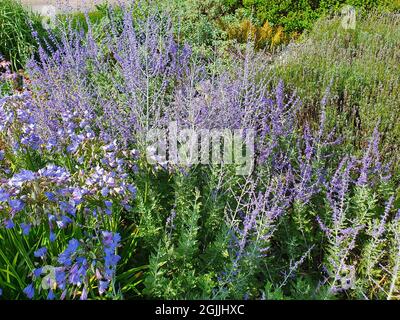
xmin=102 ymin=231 xmax=121 ymax=280
xmin=80 ymin=287 xmax=88 ymax=300
xmin=47 ymin=290 xmax=55 ymax=300
xmin=33 ymin=268 xmax=43 ymax=278
xmin=4 ymin=219 xmax=14 ymax=229
xmin=56 ymin=215 xmax=72 ymax=229
xmin=34 ymin=247 xmax=47 ymax=259
xmin=68 ymin=260 xmax=87 ymax=286
xmin=58 ymin=239 xmax=79 ymax=266
xmin=373 ymin=195 xmax=395 ymax=238
xmin=20 ymin=223 xmax=31 ymax=236
xmin=72 ymin=188 xmax=85 ymax=203
xmin=8 ymin=199 xmax=25 ymax=212
xmin=21 ymin=133 xmax=41 ymax=150
xmin=127 ymin=184 xmax=137 ymax=198
xmin=60 ymin=289 xmax=67 ymax=300
xmin=102 ymin=231 xmax=121 ymax=249
xmin=23 ymin=283 xmax=34 ymax=299
xmin=101 ymin=187 xmax=109 ymax=197
xmin=45 ymin=192 xmax=57 ymax=201
xmin=49 ymin=231 xmax=57 ymax=242
xmin=0 ymin=189 xmax=9 ymax=202
xmin=55 ymin=269 xmax=66 ymax=290
xmin=39 ymin=165 xmax=70 ymax=183
xmin=9 ymin=169 xmax=36 ymax=187
xmin=98 ymin=280 xmax=109 ymax=295
xmin=59 ymin=201 xmax=76 ymax=216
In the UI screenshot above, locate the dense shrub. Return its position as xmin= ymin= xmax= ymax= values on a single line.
xmin=220 ymin=0 xmax=400 ymax=33
xmin=154 ymin=0 xmax=400 ymax=52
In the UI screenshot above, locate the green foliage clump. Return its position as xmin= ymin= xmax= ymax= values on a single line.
xmin=0 ymin=0 xmax=46 ymax=70
xmin=221 ymin=0 xmax=400 ymax=33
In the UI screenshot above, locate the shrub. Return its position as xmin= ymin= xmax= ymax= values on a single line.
xmin=220 ymin=0 xmax=400 ymax=33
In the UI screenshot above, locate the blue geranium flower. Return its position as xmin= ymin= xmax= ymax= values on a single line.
xmin=34 ymin=247 xmax=47 ymax=259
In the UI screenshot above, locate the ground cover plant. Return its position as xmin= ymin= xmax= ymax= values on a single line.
xmin=0 ymin=1 xmax=399 ymax=300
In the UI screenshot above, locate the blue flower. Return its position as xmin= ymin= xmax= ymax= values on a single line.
xmin=0 ymin=150 xmax=4 ymax=161
xmin=34 ymin=247 xmax=47 ymax=259
xmin=56 ymin=215 xmax=72 ymax=229
xmin=44 ymin=192 xmax=56 ymax=201
xmin=72 ymin=188 xmax=84 ymax=202
xmin=58 ymin=239 xmax=79 ymax=266
xmin=59 ymin=201 xmax=76 ymax=216
xmin=9 ymin=170 xmax=36 ymax=187
xmin=21 ymin=133 xmax=41 ymax=150
xmin=69 ymin=261 xmax=87 ymax=286
xmin=8 ymin=199 xmax=25 ymax=212
xmin=49 ymin=231 xmax=56 ymax=242
xmin=102 ymin=232 xmax=121 ymax=280
xmin=0 ymin=288 xmax=2 ymax=296
xmin=104 ymin=201 xmax=113 ymax=215
xmin=80 ymin=287 xmax=88 ymax=300
xmin=0 ymin=189 xmax=10 ymax=202
xmin=20 ymin=223 xmax=31 ymax=236
xmin=101 ymin=187 xmax=109 ymax=197
xmin=102 ymin=231 xmax=120 ymax=248
xmin=127 ymin=184 xmax=137 ymax=197
xmin=23 ymin=283 xmax=34 ymax=299
xmin=33 ymin=268 xmax=43 ymax=278
xmin=4 ymin=219 xmax=14 ymax=229
xmin=47 ymin=290 xmax=55 ymax=300
xmin=99 ymin=280 xmax=109 ymax=295
xmin=55 ymin=269 xmax=66 ymax=290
